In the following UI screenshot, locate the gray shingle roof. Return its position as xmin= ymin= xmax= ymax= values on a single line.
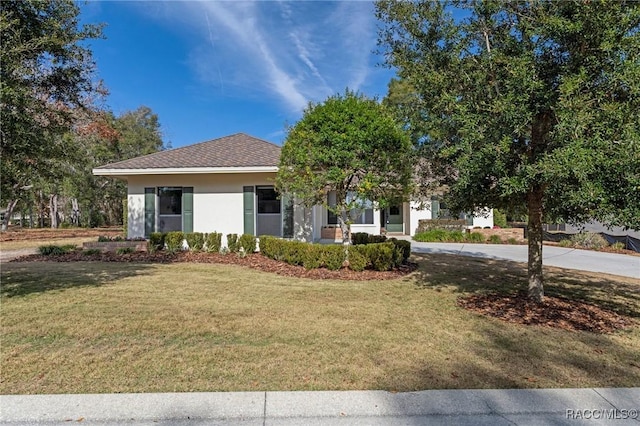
xmin=95 ymin=133 xmax=280 ymax=170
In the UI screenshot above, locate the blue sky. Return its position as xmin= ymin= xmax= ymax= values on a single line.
xmin=81 ymin=1 xmax=397 ymax=148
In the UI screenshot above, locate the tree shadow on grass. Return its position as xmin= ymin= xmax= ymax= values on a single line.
xmin=407 ymin=253 xmax=640 ymax=318
xmin=0 ymin=261 xmax=158 ymax=298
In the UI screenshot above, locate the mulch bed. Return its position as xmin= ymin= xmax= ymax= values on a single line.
xmin=458 ymin=292 xmax=635 ymax=333
xmin=11 ymin=251 xmax=417 ymax=281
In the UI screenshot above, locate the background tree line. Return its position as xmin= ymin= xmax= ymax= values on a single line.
xmin=1 ymin=0 xmax=164 ymax=229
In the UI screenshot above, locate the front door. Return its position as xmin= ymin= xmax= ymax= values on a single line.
xmin=256 ymin=186 xmax=282 ymax=236
xmin=386 ymin=205 xmax=403 ymax=233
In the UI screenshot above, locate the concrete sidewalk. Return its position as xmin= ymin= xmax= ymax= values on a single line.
xmin=1 ymin=388 xmax=639 ymax=425
xmin=410 ymin=242 xmax=640 ymax=279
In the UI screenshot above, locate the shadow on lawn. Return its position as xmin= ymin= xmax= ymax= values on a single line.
xmin=408 ymin=253 xmax=640 ymax=318
xmin=0 ymin=262 xmax=157 ymax=298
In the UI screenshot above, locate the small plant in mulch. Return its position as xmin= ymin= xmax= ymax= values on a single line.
xmin=457 ymin=292 xmax=634 ymax=334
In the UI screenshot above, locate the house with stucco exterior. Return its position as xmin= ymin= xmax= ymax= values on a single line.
xmin=93 ymin=133 xmax=492 ymax=241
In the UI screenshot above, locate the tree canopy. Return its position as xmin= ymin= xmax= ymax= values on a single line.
xmin=377 ymin=0 xmax=640 ymax=301
xmin=275 ymin=90 xmax=413 ymax=244
xmin=1 ymin=0 xmax=103 ymax=210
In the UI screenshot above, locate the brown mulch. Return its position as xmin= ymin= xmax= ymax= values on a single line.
xmin=10 ymin=251 xmax=417 ymax=281
xmin=457 ymin=292 xmax=635 ymax=334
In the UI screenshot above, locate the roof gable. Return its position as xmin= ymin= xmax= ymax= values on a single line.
xmin=94 ymin=133 xmax=281 ymax=171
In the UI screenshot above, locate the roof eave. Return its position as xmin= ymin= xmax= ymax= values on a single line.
xmin=92 ymin=166 xmax=279 ymax=176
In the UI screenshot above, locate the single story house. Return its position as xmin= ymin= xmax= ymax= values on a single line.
xmin=93 ymin=133 xmax=493 ymax=241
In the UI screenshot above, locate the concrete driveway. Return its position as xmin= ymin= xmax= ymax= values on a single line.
xmin=411 ymin=242 xmax=640 ymax=279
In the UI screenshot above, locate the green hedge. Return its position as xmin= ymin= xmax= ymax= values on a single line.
xmin=149 ymin=232 xmax=166 ymax=252
xmin=165 ymin=231 xmax=184 ymax=252
xmin=258 ymin=236 xmax=406 ymax=272
xmin=185 ymin=232 xmax=205 ymax=252
xmin=414 ymin=229 xmax=479 ymax=243
xmin=205 ymin=232 xmax=222 ymax=253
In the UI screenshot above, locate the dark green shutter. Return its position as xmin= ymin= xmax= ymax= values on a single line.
xmin=243 ymin=186 xmax=255 ymax=235
xmin=431 ymin=199 xmax=440 ymax=219
xmin=182 ymin=187 xmax=193 ymax=233
xmin=144 ymin=188 xmax=155 ymax=237
xmin=282 ymin=194 xmax=294 ymax=238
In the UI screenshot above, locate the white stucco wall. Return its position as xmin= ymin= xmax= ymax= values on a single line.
xmin=470 ymin=208 xmax=494 ymax=228
xmin=409 ymin=200 xmax=433 ymax=236
xmin=126 ymin=173 xmax=277 ymax=238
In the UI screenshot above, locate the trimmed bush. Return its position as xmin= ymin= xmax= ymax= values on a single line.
xmin=507 ymin=237 xmax=518 ymax=245
xmin=38 ymin=244 xmax=75 ymax=256
xmin=185 ymin=232 xmax=205 ymax=252
xmin=165 ymin=231 xmax=185 ymax=252
xmin=302 ymin=245 xmax=323 ymax=270
xmin=205 ymin=232 xmax=222 ymax=253
xmin=238 ymin=234 xmax=257 ymax=253
xmin=149 ymin=232 xmax=166 ymax=252
xmin=226 ymin=234 xmax=239 ymax=253
xmin=323 ymin=245 xmax=346 ymax=270
xmin=116 ymin=247 xmax=134 ymax=255
xmin=388 ymin=238 xmax=411 ymax=263
xmin=352 ymin=232 xmax=387 ymax=245
xmin=347 ymin=248 xmax=368 ymax=272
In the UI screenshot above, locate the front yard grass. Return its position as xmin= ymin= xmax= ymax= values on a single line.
xmin=1 ymin=254 xmax=639 ymax=394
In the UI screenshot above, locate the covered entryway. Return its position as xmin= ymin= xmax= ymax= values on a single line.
xmin=385 ymin=204 xmax=403 ymax=233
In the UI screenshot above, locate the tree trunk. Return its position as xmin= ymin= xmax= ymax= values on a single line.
xmin=337 ymin=212 xmax=351 ymax=246
xmin=2 ymin=199 xmax=19 ymax=231
xmin=49 ymin=194 xmax=59 ymax=229
xmin=527 ymin=186 xmax=544 ymax=303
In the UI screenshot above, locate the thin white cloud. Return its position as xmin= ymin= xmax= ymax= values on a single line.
xmin=149 ymin=1 xmax=386 ymax=114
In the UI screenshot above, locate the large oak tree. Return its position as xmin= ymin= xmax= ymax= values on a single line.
xmin=377 ymin=0 xmax=640 ymax=302
xmin=1 ymin=0 xmax=103 ymax=226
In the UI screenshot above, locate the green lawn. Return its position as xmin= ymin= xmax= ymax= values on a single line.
xmin=1 ymin=254 xmax=639 ymax=394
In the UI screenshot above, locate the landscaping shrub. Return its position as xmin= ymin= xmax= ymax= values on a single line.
xmin=610 ymin=241 xmax=625 ymax=251
xmin=149 ymin=232 xmax=166 ymax=252
xmin=351 ymin=233 xmax=388 ymax=245
xmin=185 ymin=232 xmax=205 ymax=252
xmin=82 ymin=248 xmax=102 ymax=256
xmin=466 ymin=232 xmax=485 ymax=243
xmin=226 ymin=234 xmax=239 ymax=253
xmin=558 ymin=239 xmax=573 ymax=248
xmin=347 ymin=248 xmax=368 ymax=272
xmin=367 ymin=242 xmax=396 ymax=271
xmin=38 ymin=244 xmax=76 ymax=256
xmin=507 ymin=237 xmax=518 ymax=245
xmin=302 ymin=245 xmax=323 ymax=270
xmin=205 ymin=232 xmax=222 ymax=253
xmin=258 ymin=235 xmax=279 ymax=259
xmin=570 ymin=232 xmax=608 ymax=250
xmin=414 ymin=229 xmax=466 ymax=242
xmin=388 ymin=238 xmax=411 ymax=262
xmin=238 ymin=234 xmax=257 ymax=253
xmin=323 ymin=245 xmax=346 ymax=270
xmin=165 ymin=232 xmax=185 ymax=252
xmin=351 ymin=232 xmax=371 ymax=245
xmin=116 ymin=247 xmax=134 ymax=255
xmin=488 ymin=234 xmax=503 ymax=244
